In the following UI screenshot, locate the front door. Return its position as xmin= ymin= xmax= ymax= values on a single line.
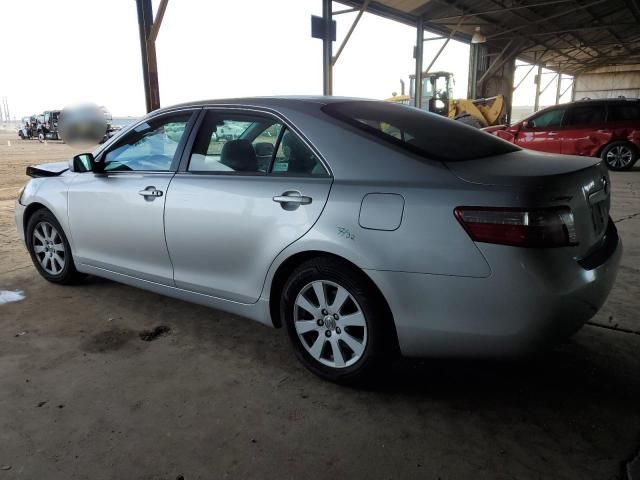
xmin=514 ymin=107 xmax=565 ymax=153
xmin=68 ymin=111 xmax=196 ymax=285
xmin=164 ymin=110 xmax=333 ymax=303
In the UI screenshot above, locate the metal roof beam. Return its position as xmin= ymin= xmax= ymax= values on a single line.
xmin=428 ymin=0 xmax=573 ymax=21
xmin=486 ymin=0 xmax=607 ymax=40
xmin=332 ymin=0 xmax=371 ymax=65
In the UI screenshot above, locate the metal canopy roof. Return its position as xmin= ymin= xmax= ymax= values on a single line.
xmin=339 ymin=0 xmax=640 ymax=75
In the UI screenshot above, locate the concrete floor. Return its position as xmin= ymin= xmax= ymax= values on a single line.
xmin=0 ymin=133 xmax=639 ymax=479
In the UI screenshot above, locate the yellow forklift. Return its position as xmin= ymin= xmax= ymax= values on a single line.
xmin=387 ymin=71 xmax=505 ymax=128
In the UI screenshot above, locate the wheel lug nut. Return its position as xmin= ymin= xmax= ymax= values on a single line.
xmin=317 ymin=319 xmax=324 ymax=326
xmin=333 ymin=313 xmax=339 ymax=320
xmin=325 ymin=330 xmax=331 ymax=337
xmin=336 ymin=327 xmax=341 ymax=334
xmin=322 ymin=309 xmax=328 ymax=316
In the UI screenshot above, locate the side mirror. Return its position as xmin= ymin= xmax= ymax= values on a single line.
xmin=522 ymin=120 xmax=533 ymax=129
xmin=72 ymin=153 xmax=102 ymax=173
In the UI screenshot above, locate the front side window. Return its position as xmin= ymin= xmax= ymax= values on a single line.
xmin=564 ymin=105 xmax=606 ymax=127
xmin=529 ymin=108 xmax=564 ymax=128
xmin=103 ymin=113 xmax=191 ymax=171
xmin=323 ymin=100 xmax=519 ymax=162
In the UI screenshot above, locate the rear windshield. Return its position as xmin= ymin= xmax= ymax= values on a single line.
xmin=322 ymin=100 xmax=519 ymax=161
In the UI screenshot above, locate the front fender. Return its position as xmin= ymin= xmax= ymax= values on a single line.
xmin=19 ymin=176 xmax=74 ymax=252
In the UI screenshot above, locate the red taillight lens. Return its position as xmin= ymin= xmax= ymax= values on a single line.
xmin=454 ymin=207 xmax=578 ymax=247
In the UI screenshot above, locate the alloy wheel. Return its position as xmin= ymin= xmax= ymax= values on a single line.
xmin=32 ymin=221 xmax=66 ymax=275
xmin=293 ymin=280 xmax=367 ymax=368
xmin=606 ymin=145 xmax=633 ymax=169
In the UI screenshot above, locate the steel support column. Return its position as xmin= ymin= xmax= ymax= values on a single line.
xmin=533 ymin=64 xmax=543 ymax=112
xmin=414 ymin=18 xmax=424 ymax=108
xmin=322 ymin=0 xmax=333 ymax=96
xmin=136 ymin=0 xmax=161 ymax=112
xmin=555 ymin=73 xmax=563 ymax=104
xmin=136 ymin=0 xmax=153 ymax=113
xmin=467 ymin=43 xmax=480 ymax=99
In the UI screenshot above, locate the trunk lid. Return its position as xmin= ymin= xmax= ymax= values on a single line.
xmin=446 ymin=150 xmax=611 ymax=259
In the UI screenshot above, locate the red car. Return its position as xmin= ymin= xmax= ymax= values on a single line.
xmin=484 ymin=98 xmax=640 ymax=171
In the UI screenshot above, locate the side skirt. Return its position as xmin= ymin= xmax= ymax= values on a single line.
xmin=77 ymin=263 xmax=274 ymax=327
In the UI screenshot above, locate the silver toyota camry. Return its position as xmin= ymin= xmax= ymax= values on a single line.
xmin=15 ymin=97 xmax=622 ymax=383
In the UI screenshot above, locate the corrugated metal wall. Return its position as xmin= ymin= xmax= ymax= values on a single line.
xmin=574 ymin=65 xmax=640 ymax=100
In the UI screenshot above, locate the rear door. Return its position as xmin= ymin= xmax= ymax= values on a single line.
xmin=68 ymin=110 xmax=197 ymax=284
xmin=514 ymin=107 xmax=565 ymax=153
xmin=164 ymin=109 xmax=332 ymax=303
xmin=560 ymin=103 xmax=606 ymax=156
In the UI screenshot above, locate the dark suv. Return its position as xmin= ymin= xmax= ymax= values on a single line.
xmin=484 ymin=98 xmax=640 ymax=170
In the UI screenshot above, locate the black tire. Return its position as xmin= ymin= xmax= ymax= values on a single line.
xmin=26 ymin=208 xmax=84 ymax=284
xmin=601 ymin=141 xmax=638 ymax=171
xmin=281 ymin=257 xmax=394 ymax=385
xmin=18 ymin=131 xmax=24 ymax=139
xmin=455 ymin=114 xmax=484 ymax=129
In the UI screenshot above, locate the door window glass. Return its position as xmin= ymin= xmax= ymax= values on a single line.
xmin=271 ymin=129 xmax=328 ymax=176
xmin=529 ymin=108 xmax=564 ymax=128
xmin=608 ymin=103 xmax=640 ymax=122
xmin=188 ymin=112 xmax=281 ymax=173
xmin=103 ymin=113 xmax=191 ymax=171
xmin=564 ymin=105 xmax=606 ymax=127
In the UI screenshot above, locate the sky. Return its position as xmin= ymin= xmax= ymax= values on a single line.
xmin=0 ymin=0 xmax=570 ymax=119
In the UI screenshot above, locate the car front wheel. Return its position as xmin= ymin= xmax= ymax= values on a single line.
xmin=602 ymin=141 xmax=638 ymax=171
xmin=281 ymin=257 xmax=392 ymax=384
xmin=26 ymin=208 xmax=83 ymax=284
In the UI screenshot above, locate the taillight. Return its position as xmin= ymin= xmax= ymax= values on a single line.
xmin=454 ymin=207 xmax=578 ymax=247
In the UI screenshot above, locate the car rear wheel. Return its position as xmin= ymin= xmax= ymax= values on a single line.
xmin=26 ymin=209 xmax=84 ymax=284
xmin=281 ymin=257 xmax=392 ymax=384
xmin=602 ymin=141 xmax=637 ymax=171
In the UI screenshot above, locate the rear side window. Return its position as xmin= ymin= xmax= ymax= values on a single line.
xmin=608 ymin=103 xmax=640 ymax=122
xmin=271 ymin=129 xmax=328 ymax=176
xmin=189 ymin=113 xmax=280 ymax=174
xmin=564 ymin=105 xmax=606 ymax=126
xmin=322 ymin=101 xmax=519 ymax=162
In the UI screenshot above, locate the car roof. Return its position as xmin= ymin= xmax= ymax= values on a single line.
xmin=528 ymin=97 xmax=639 ymax=117
xmin=153 ymin=96 xmax=373 ymax=115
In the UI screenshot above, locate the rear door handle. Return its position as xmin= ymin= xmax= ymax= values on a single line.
xmin=548 ymin=131 xmax=558 ymax=136
xmin=273 ymin=191 xmax=312 ymax=206
xmin=138 ymin=186 xmax=163 ymax=198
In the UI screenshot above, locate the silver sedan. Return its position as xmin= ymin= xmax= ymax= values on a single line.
xmin=15 ymin=97 xmax=622 ymax=383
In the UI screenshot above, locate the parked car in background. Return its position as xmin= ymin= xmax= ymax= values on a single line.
xmin=37 ymin=110 xmax=62 ymax=141
xmin=483 ymin=98 xmax=640 ymax=171
xmin=18 ymin=116 xmax=36 ymax=139
xmin=15 ymin=98 xmax=621 ymax=383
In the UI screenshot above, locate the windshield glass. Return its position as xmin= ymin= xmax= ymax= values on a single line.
xmin=322 ymin=100 xmax=519 ymax=161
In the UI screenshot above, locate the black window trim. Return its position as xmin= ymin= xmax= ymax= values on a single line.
xmin=94 ymin=108 xmax=200 ymax=175
xmin=176 ymin=106 xmax=333 ymax=178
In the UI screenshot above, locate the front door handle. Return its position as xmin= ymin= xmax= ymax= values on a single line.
xmin=273 ymin=191 xmax=312 ymax=209
xmin=138 ymin=186 xmax=163 ymax=199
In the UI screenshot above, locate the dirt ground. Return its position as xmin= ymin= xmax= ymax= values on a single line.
xmin=0 ymin=131 xmax=639 ymax=480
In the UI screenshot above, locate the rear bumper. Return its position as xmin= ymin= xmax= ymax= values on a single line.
xmin=366 ymin=224 xmax=622 ymax=357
